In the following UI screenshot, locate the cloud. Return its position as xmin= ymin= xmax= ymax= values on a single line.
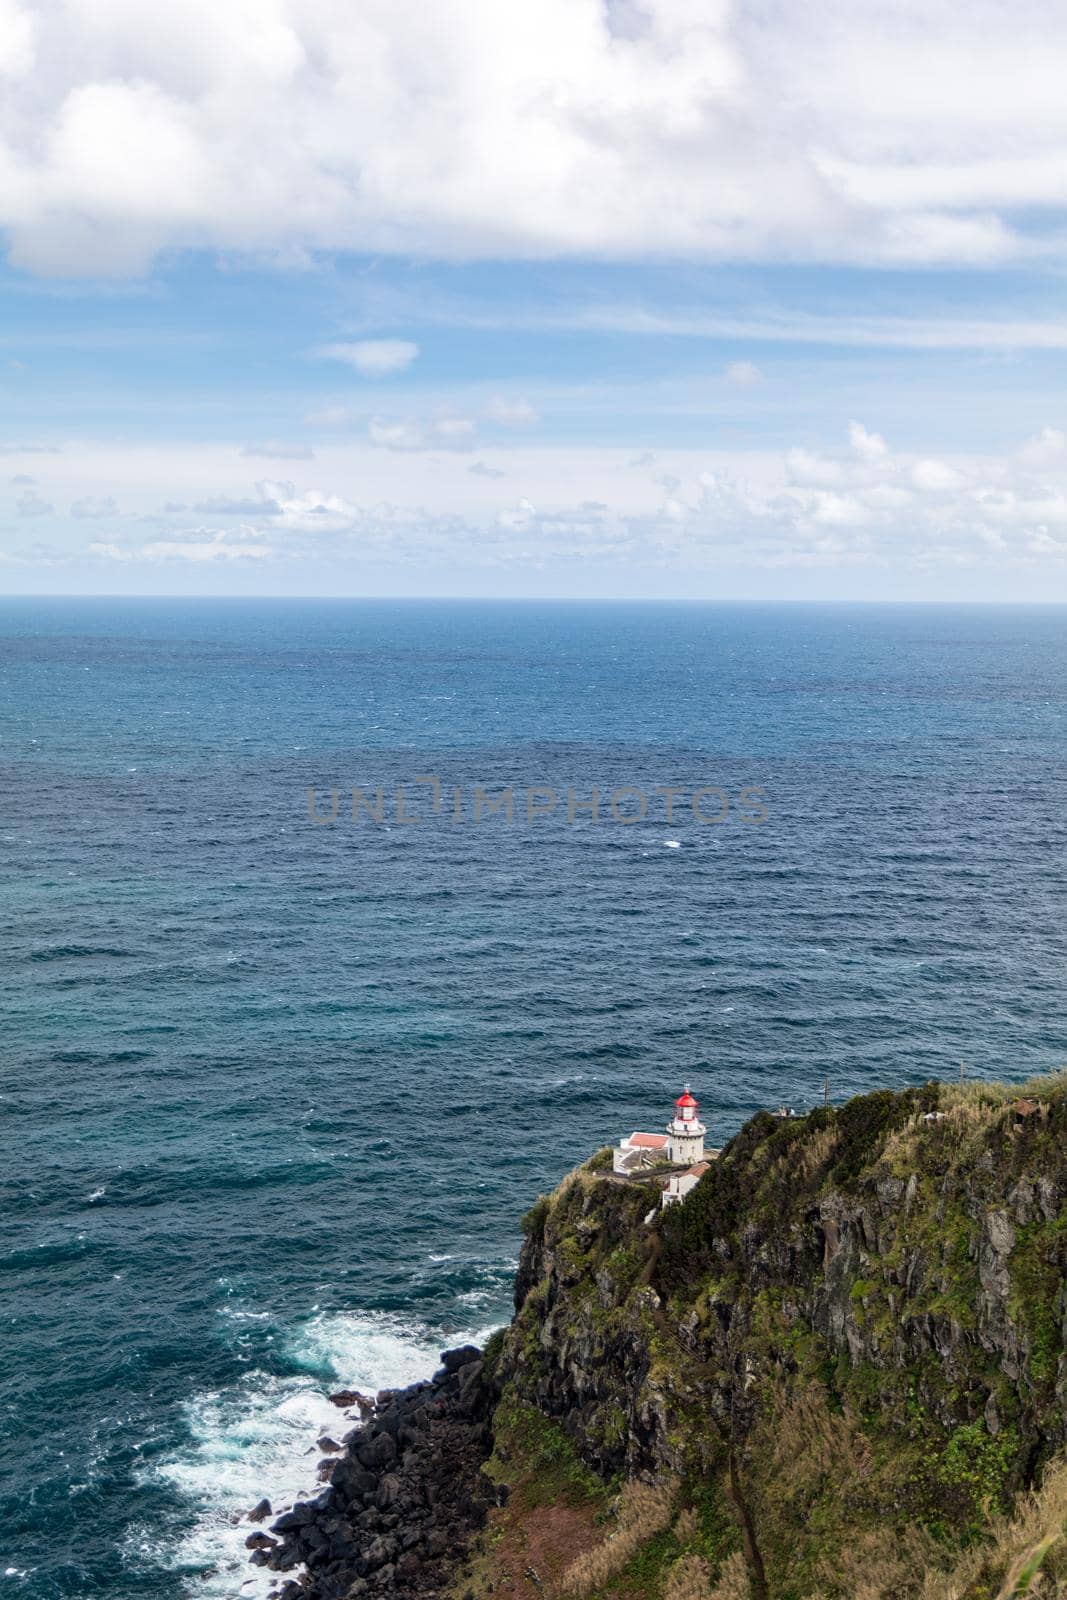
xmin=240 ymin=441 xmax=315 ymax=460
xmin=1017 ymin=427 xmax=1066 ymax=469
xmin=912 ymin=458 xmax=964 ymax=491
xmin=485 ymin=396 xmax=539 ymax=426
xmin=259 ymin=480 xmax=359 ymax=532
xmin=784 ymin=448 xmax=843 ymax=487
xmin=369 ymin=415 xmax=476 ymax=452
xmin=3 ymin=2 xmax=1067 ymax=276
xmin=304 ymin=404 xmax=356 ymax=427
xmin=71 ymin=494 xmax=118 ymax=517
xmin=192 ymin=494 xmax=282 ymax=515
xmin=16 ymin=489 xmax=52 ymax=515
xmin=498 ymin=497 xmax=537 ymax=531
xmin=725 ymin=361 xmax=762 ymax=388
xmin=26 ymin=415 xmax=1067 ymax=585
xmin=0 ymin=0 xmax=34 ymax=77
xmin=469 ymin=461 xmax=506 ymax=478
xmin=316 ymin=340 xmax=419 ymax=376
xmin=848 ymin=420 xmax=888 ymax=462
xmin=10 ymin=473 xmax=35 ymax=485
xmin=92 ymin=531 xmax=271 ymax=563
xmin=457 ymin=304 xmax=1067 ymax=353
xmin=0 ymin=442 xmax=61 ymax=454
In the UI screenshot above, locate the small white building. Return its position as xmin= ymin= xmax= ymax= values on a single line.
xmin=661 ymin=1160 xmax=710 ymax=1209
xmin=613 ymin=1131 xmax=671 ymax=1175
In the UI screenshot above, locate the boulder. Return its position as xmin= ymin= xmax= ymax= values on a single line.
xmin=334 ymin=1465 xmax=378 ymax=1498
xmin=356 ymin=1431 xmax=396 ymax=1470
xmin=329 ymin=1389 xmax=373 ymax=1412
xmin=440 ymin=1344 xmax=482 ymax=1373
xmin=374 ymin=1407 xmax=400 ymax=1438
xmin=375 ymin=1473 xmax=401 ymax=1510
xmin=363 ymin=1535 xmax=398 ymax=1571
xmin=271 ymin=1505 xmax=313 ymax=1534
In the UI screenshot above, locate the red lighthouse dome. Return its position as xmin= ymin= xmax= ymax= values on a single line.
xmin=675 ymin=1087 xmax=699 ymax=1120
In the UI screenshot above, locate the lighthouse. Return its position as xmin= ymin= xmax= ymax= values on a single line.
xmin=667 ymin=1085 xmax=706 ymax=1166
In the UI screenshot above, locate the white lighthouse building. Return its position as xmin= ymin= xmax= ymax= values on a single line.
xmin=613 ymin=1083 xmax=711 ymax=1176
xmin=666 ymin=1085 xmax=706 ymax=1166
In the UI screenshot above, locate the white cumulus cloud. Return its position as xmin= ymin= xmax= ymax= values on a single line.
xmin=485 ymin=396 xmax=539 ymax=426
xmin=1017 ymin=427 xmax=1067 ymax=469
xmin=912 ymin=458 xmax=965 ymax=491
xmin=725 ymin=361 xmax=762 ymax=388
xmin=2 ymin=1 xmax=1067 ymax=275
xmin=368 ymin=414 xmax=476 ymax=452
xmin=849 ymin=420 xmax=888 ymax=462
xmin=316 ymin=340 xmax=419 ymax=377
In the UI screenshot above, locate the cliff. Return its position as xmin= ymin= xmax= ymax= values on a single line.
xmin=261 ymin=1075 xmax=1067 ymax=1600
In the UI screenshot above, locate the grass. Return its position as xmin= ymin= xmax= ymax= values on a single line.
xmin=486 ymin=1396 xmax=608 ymax=1512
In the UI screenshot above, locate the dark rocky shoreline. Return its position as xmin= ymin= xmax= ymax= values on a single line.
xmin=250 ymin=1344 xmax=500 ymax=1600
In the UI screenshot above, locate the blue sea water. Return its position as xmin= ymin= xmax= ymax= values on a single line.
xmin=2 ymin=598 xmax=1067 ymax=1600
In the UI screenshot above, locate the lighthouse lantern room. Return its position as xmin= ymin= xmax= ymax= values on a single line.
xmin=667 ymin=1084 xmax=706 ymax=1166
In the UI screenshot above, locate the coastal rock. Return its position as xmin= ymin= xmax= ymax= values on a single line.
xmin=375 ymin=1473 xmax=401 ymax=1509
xmin=357 ymin=1430 xmax=397 ymax=1470
xmin=440 ymin=1345 xmax=481 ymax=1373
xmin=258 ymin=1340 xmax=498 ymax=1599
xmin=270 ymin=1505 xmax=313 ymax=1533
xmin=330 ymin=1389 xmax=374 ymax=1413
xmin=248 ymin=1498 xmax=272 ymax=1522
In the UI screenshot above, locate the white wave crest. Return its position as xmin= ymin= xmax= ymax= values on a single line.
xmin=127 ymin=1309 xmax=457 ymax=1599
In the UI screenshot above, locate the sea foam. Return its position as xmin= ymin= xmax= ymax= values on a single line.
xmin=129 ymin=1310 xmax=462 ymax=1599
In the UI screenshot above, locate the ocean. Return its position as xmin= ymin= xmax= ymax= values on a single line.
xmin=2 ymin=598 xmax=1066 ymax=1600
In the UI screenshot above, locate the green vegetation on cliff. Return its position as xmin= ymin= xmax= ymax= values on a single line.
xmin=465 ymin=1074 xmax=1067 ymax=1600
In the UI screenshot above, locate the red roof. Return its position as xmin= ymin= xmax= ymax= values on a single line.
xmin=629 ymin=1132 xmax=669 ymax=1149
xmin=675 ymin=1091 xmax=698 ymax=1108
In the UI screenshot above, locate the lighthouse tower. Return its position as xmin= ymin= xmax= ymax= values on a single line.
xmin=667 ymin=1085 xmax=706 ymax=1166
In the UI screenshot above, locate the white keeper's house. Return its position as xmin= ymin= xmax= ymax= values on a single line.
xmin=613 ymin=1084 xmax=719 ymax=1207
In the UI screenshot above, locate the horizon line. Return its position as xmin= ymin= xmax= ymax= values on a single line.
xmin=6 ymin=593 xmax=1067 ymax=607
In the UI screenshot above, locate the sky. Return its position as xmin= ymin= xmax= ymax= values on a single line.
xmin=3 ymin=0 xmax=1067 ymax=599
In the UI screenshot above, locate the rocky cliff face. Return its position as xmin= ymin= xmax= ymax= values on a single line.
xmin=257 ymin=1076 xmax=1067 ymax=1600
xmin=494 ymin=1078 xmax=1067 ymax=1597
